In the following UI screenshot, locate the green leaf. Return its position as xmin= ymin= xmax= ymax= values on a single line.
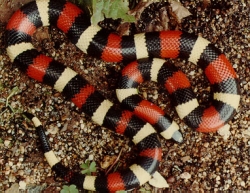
xmin=91 ymin=0 xmax=135 ymax=25
xmin=91 ymin=0 xmax=105 ymax=25
xmin=60 ymin=185 xmax=79 ymax=193
xmin=60 ymin=185 xmax=69 ymax=193
xmin=89 ymin=161 xmax=96 ymax=172
xmin=80 ymin=160 xmax=97 ymax=175
xmin=81 ymin=160 xmax=89 ymax=169
xmin=69 ymin=185 xmax=79 ymax=193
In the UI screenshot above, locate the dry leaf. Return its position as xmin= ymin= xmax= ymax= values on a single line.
xmin=129 ymin=1 xmax=155 ymax=20
xmin=117 ymin=22 xmax=131 ymax=36
xmin=170 ymin=0 xmax=192 ymax=22
xmin=100 ymin=155 xmax=117 ymax=169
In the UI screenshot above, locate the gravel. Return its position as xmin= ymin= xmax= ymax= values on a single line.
xmin=0 ymin=0 xmax=249 ymax=192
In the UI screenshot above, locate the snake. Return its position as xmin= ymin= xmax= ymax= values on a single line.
xmin=5 ymin=0 xmax=240 ymax=192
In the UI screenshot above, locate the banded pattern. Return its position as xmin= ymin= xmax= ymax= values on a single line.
xmin=6 ymin=0 xmax=163 ymax=192
xmin=116 ymin=58 xmax=182 ymax=141
xmin=5 ymin=0 xmax=240 ymax=192
xmin=24 ymin=112 xmax=161 ymax=192
xmin=117 ymin=58 xmax=240 ymax=132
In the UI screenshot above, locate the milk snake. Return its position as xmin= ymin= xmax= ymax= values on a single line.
xmin=5 ymin=0 xmax=240 ymax=192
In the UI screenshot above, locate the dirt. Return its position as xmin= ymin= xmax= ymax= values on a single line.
xmin=0 ymin=0 xmax=249 ymax=192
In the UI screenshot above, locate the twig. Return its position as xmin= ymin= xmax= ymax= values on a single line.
xmin=105 ymin=148 xmax=123 ymax=175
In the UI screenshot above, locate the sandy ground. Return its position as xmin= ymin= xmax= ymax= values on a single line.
xmin=0 ymin=0 xmax=249 ymax=192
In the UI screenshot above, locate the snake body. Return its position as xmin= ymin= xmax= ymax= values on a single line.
xmin=116 ymin=58 xmax=240 ymax=132
xmin=5 ymin=0 xmax=240 ymax=192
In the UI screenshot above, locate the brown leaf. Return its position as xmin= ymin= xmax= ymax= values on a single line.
xmin=100 ymin=155 xmax=117 ymax=169
xmin=129 ymin=1 xmax=155 ymax=21
xmin=117 ymin=22 xmax=131 ymax=36
xmin=170 ymin=0 xmax=192 ymax=22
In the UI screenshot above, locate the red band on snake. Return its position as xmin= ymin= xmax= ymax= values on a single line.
xmin=5 ymin=0 xmax=240 ymax=192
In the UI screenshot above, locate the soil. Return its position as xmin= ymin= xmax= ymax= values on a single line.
xmin=0 ymin=0 xmax=249 ymax=192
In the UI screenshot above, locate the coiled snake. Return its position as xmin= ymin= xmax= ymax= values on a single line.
xmin=5 ymin=0 xmax=240 ymax=192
